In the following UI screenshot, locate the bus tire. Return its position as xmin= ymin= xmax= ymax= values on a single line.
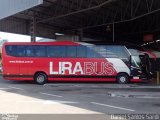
xmin=34 ymin=72 xmax=47 ymax=85
xmin=117 ymin=73 xmax=129 ymax=84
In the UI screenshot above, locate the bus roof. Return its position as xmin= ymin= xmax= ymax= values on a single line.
xmin=3 ymin=41 xmax=80 ymax=46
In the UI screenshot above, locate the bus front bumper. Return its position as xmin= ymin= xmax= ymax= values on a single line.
xmin=130 ymin=74 xmax=153 ymax=83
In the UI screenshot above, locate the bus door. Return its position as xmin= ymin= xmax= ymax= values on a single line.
xmin=131 ymin=54 xmax=152 ymax=80
xmin=139 ymin=54 xmax=152 ymax=78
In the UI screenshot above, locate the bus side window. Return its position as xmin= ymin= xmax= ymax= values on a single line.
xmin=16 ymin=46 xmax=26 ymax=57
xmin=26 ymin=46 xmax=35 ymax=57
xmin=105 ymin=46 xmax=118 ymax=58
xmin=58 ymin=46 xmax=66 ymax=57
xmin=47 ymin=46 xmax=66 ymax=57
xmin=105 ymin=46 xmax=129 ymax=58
xmin=87 ymin=47 xmax=94 ymax=58
xmin=5 ymin=45 xmax=17 ymax=56
xmin=34 ymin=46 xmax=46 ymax=57
xmin=87 ymin=46 xmax=101 ymax=58
xmin=77 ymin=46 xmax=87 ymax=58
xmin=66 ymin=46 xmax=76 ymax=58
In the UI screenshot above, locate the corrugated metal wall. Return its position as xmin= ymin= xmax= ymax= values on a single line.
xmin=0 ymin=0 xmax=43 ymax=20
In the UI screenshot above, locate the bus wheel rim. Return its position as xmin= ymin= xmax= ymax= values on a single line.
xmin=37 ymin=75 xmax=45 ymax=83
xmin=119 ymin=76 xmax=126 ymax=83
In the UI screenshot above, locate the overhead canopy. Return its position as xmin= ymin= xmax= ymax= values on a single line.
xmin=0 ymin=0 xmax=160 ymax=49
xmin=0 ymin=0 xmax=43 ymax=20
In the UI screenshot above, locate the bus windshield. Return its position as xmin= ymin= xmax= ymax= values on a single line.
xmin=131 ymin=56 xmax=142 ymax=68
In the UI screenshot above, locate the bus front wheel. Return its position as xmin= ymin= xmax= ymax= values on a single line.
xmin=117 ymin=73 xmax=129 ymax=84
xmin=34 ymin=72 xmax=47 ymax=85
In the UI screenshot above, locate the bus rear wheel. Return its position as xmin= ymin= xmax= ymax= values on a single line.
xmin=34 ymin=72 xmax=47 ymax=85
xmin=117 ymin=73 xmax=129 ymax=84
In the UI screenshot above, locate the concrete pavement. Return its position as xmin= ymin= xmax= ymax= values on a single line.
xmin=0 ymin=78 xmax=160 ymax=119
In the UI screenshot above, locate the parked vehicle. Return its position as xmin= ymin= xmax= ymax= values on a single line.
xmin=2 ymin=41 xmax=152 ymax=84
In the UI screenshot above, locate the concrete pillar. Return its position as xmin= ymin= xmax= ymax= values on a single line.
xmin=78 ymin=29 xmax=83 ymax=42
xmin=30 ymin=15 xmax=36 ymax=42
xmin=113 ymin=22 xmax=115 ymax=42
xmin=157 ymin=71 xmax=160 ymax=85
